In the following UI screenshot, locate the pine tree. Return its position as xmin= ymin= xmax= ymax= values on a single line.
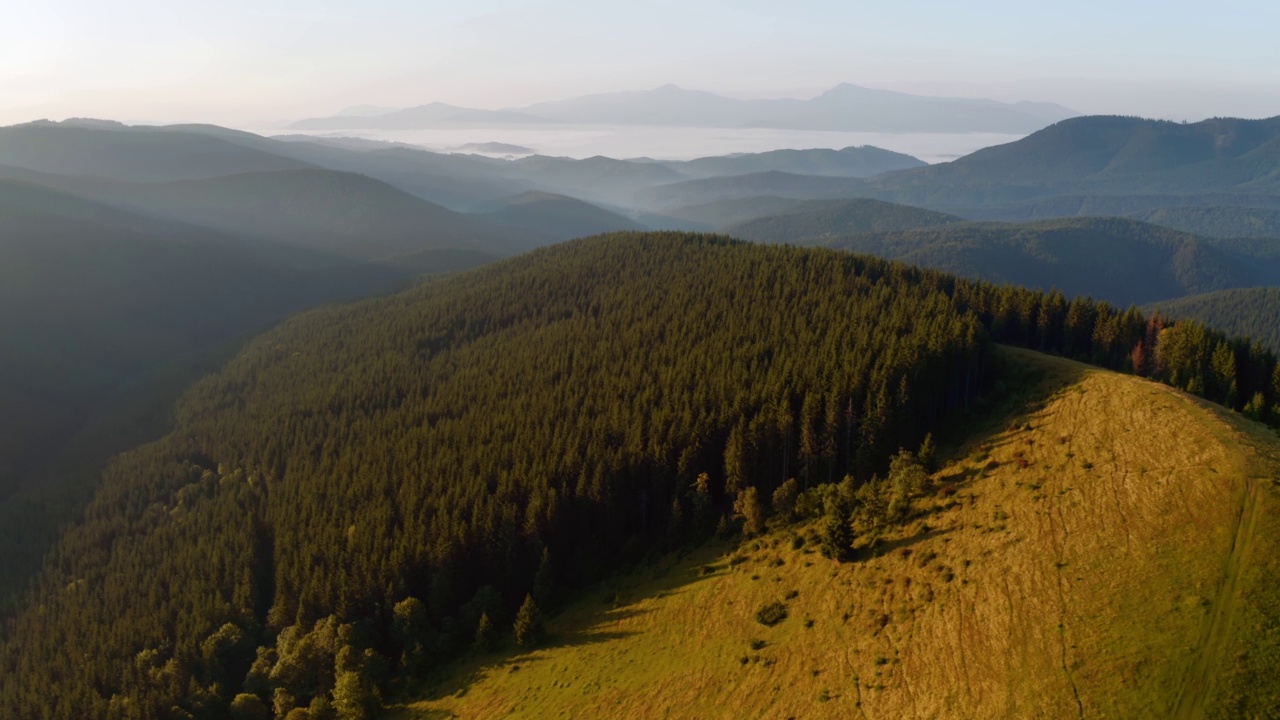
xmin=532 ymin=548 xmax=555 ymax=610
xmin=733 ymin=487 xmax=765 ymax=536
xmin=723 ymin=425 xmax=747 ymax=496
xmin=666 ymin=495 xmax=685 ymax=548
xmin=513 ymin=594 xmax=544 ymax=648
xmin=917 ymin=433 xmax=936 ymax=472
xmin=820 ymin=506 xmax=852 ymax=562
xmin=475 ymin=612 xmax=496 ymax=652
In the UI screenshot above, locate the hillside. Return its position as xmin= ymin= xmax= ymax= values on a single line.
xmin=0 ymin=234 xmax=991 ymax=719
xmin=661 ymin=196 xmax=809 ymax=228
xmin=114 ymin=169 xmax=522 ymax=261
xmin=3 ymin=233 xmax=1278 ymax=719
xmin=663 ymin=146 xmax=925 ymax=179
xmin=1127 ymin=206 xmax=1280 ymax=239
xmin=24 ymin=122 xmax=527 ymax=211
xmin=0 ymin=121 xmax=311 ymax=182
xmin=0 ymin=191 xmax=405 ymax=609
xmin=867 ymin=116 xmax=1280 ymax=207
xmin=503 ymin=155 xmax=686 ymax=207
xmin=474 ymin=191 xmax=648 ymax=248
xmin=826 ymin=218 xmax=1280 ymax=307
xmin=1149 ymin=287 xmax=1280 ymax=352
xmin=401 ymin=350 xmax=1280 ymax=719
xmin=726 ymin=198 xmax=962 ymax=243
xmin=638 ymin=171 xmax=869 ymax=210
xmin=950 ymin=194 xmax=1280 ymax=226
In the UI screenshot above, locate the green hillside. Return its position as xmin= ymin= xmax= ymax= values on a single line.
xmin=402 ymin=350 xmax=1280 ymax=719
xmin=1149 ymin=287 xmax=1280 ymax=352
xmin=474 ymin=191 xmax=648 ymax=248
xmin=0 ymin=182 xmax=406 ymax=613
xmin=3 ymin=232 xmax=1278 ymax=720
xmin=0 ymin=234 xmax=991 ymax=718
xmin=726 ymin=198 xmax=961 ymax=243
xmin=826 ymin=217 xmax=1280 ymax=307
xmin=1127 ymin=206 xmax=1280 ymax=239
xmin=661 ymin=196 xmax=808 ymax=228
xmin=949 ymin=196 xmax=1280 ymax=239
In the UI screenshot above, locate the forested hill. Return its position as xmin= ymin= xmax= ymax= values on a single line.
xmin=4 ymin=233 xmax=1279 ymax=719
xmin=0 ymin=234 xmax=989 ymax=719
xmin=867 ymin=115 xmax=1280 ymax=205
xmin=825 ymin=217 xmax=1280 ymax=307
xmin=1149 ymin=287 xmax=1280 ymax=353
xmin=725 ymin=198 xmax=961 ymax=243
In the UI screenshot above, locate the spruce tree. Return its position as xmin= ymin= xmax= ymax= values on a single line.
xmin=917 ymin=433 xmax=936 ymax=472
xmin=513 ymin=594 xmax=544 ymax=648
xmin=475 ymin=612 xmax=496 ymax=652
xmin=820 ymin=506 xmax=852 ymax=562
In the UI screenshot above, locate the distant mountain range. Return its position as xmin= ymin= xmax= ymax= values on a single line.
xmin=290 ymin=83 xmax=1078 ymax=133
xmin=641 ymin=115 xmax=1280 ymax=218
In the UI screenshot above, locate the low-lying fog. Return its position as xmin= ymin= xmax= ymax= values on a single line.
xmin=250 ymin=125 xmax=1023 ymax=163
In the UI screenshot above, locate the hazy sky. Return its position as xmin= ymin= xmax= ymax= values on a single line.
xmin=3 ymin=0 xmax=1278 ymax=127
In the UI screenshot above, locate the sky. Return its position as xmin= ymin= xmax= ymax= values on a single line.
xmin=3 ymin=0 xmax=1278 ymax=127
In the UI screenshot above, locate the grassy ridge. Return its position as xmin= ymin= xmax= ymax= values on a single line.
xmin=401 ymin=350 xmax=1280 ymax=719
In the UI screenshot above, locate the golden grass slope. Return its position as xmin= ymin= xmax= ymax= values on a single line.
xmin=396 ymin=349 xmax=1280 ymax=720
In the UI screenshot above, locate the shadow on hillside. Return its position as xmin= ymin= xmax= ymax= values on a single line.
xmin=869 ymin=525 xmax=954 ymax=557
xmin=403 ymin=543 xmax=726 ymax=707
xmin=934 ymin=347 xmax=1089 ymax=468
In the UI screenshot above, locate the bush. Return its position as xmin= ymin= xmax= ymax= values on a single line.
xmin=756 ymin=601 xmax=788 ymax=626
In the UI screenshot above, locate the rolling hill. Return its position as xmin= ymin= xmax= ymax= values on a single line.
xmin=948 ymin=193 xmax=1280 ymax=225
xmin=473 ymin=191 xmax=648 ymax=249
xmin=401 ymin=349 xmax=1280 ymax=719
xmin=826 ymin=217 xmax=1280 ymax=307
xmin=725 ymin=198 xmax=962 ymax=243
xmin=661 ymin=196 xmax=810 ymax=228
xmin=2 ymin=231 xmax=1278 ymax=719
xmin=637 ymin=171 xmax=870 ymax=210
xmin=0 ymin=181 xmax=408 ymax=609
xmin=1148 ymin=287 xmax=1280 ymax=352
xmin=501 ymin=155 xmax=686 ymax=207
xmin=661 ymin=146 xmax=925 ymax=179
xmin=0 ymin=120 xmax=312 ymax=182
xmin=866 ymin=115 xmax=1280 ymax=207
xmin=1126 ymin=206 xmax=1280 ymax=239
xmin=0 ymin=233 xmax=995 ymax=719
xmin=106 ymin=168 xmax=522 ymax=261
